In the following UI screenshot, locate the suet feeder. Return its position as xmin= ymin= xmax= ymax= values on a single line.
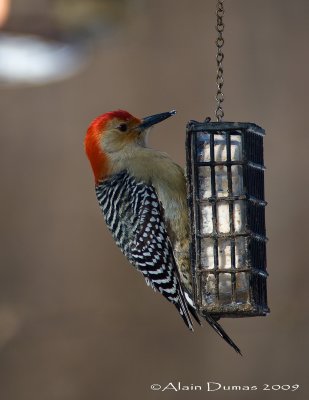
xmin=185 ymin=0 xmax=269 ymax=319
xmin=186 ymin=121 xmax=269 ymax=318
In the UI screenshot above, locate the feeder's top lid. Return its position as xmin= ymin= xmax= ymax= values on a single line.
xmin=186 ymin=120 xmax=265 ymax=136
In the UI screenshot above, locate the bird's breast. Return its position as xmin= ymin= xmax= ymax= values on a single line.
xmin=110 ymin=148 xmax=189 ymax=240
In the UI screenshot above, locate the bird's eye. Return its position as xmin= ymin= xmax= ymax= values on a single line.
xmin=118 ymin=123 xmax=128 ymax=132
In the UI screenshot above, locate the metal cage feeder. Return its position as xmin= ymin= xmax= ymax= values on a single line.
xmin=186 ymin=120 xmax=269 ymax=319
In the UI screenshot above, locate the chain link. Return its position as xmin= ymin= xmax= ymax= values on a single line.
xmin=215 ymin=0 xmax=225 ymax=121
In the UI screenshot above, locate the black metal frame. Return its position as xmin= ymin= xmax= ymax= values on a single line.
xmin=186 ymin=120 xmax=269 ymax=318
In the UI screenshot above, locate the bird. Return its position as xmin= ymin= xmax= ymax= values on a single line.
xmin=84 ymin=109 xmax=241 ymax=355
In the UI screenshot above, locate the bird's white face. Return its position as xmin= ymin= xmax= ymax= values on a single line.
xmin=100 ymin=116 xmax=148 ymax=154
xmin=99 ymin=110 xmax=176 ymax=155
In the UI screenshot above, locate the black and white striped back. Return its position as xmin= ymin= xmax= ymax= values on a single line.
xmin=95 ymin=171 xmax=194 ymax=331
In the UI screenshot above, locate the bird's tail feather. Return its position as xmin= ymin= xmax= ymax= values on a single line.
xmin=174 ymin=281 xmax=195 ymax=332
xmin=176 ymin=293 xmax=194 ymax=332
xmin=183 ymin=289 xmax=201 ymax=326
xmin=175 ymin=284 xmax=195 ymax=332
xmin=188 ymin=303 xmax=202 ymax=326
xmin=177 ymin=283 xmax=241 ymax=355
xmin=203 ymin=313 xmax=242 ymax=356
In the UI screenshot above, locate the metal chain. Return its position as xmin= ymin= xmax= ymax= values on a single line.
xmin=215 ymin=0 xmax=225 ymax=121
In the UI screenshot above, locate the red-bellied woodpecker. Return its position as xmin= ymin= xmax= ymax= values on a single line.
xmin=84 ymin=109 xmax=241 ymax=355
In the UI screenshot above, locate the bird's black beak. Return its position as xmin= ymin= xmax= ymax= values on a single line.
xmin=138 ymin=110 xmax=177 ymax=130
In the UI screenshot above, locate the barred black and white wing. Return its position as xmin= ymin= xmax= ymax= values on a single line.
xmin=95 ymin=171 xmax=194 ymax=331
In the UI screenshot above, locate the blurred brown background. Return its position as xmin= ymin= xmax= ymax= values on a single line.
xmin=0 ymin=0 xmax=308 ymax=399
